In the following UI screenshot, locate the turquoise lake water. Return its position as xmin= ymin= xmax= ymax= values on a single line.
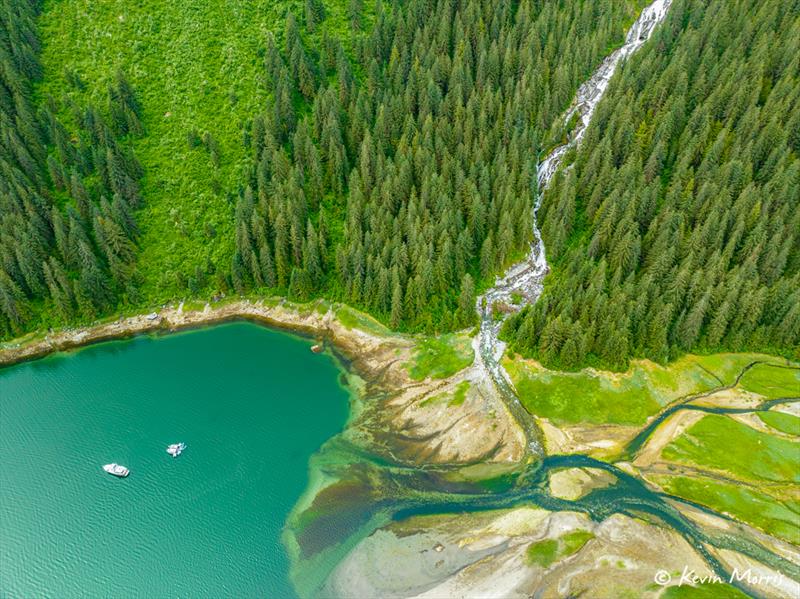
xmin=0 ymin=322 xmax=350 ymax=597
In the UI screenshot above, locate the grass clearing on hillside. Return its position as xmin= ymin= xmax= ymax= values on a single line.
xmin=406 ymin=335 xmax=474 ymax=381
xmin=37 ymin=0 xmax=358 ymax=307
xmin=661 ymin=414 xmax=799 ymax=484
xmin=656 ymin=475 xmax=800 ymax=544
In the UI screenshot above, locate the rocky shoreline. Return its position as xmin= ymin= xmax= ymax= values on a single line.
xmin=0 ymin=300 xmax=352 ymax=368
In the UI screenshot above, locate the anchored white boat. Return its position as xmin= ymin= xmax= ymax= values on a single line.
xmin=166 ymin=442 xmax=186 ymax=458
xmin=102 ymin=463 xmax=129 ymax=477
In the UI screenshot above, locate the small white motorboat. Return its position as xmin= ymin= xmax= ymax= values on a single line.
xmin=166 ymin=442 xmax=186 ymax=458
xmin=102 ymin=463 xmax=129 ymax=477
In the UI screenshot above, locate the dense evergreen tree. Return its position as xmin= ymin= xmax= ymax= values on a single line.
xmin=504 ymin=0 xmax=800 ymax=369
xmin=8 ymin=0 xmax=797 ymax=372
xmin=0 ymin=0 xmax=143 ymax=336
xmin=235 ymin=0 xmax=642 ymax=332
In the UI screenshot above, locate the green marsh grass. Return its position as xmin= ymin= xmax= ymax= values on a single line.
xmin=656 ymin=475 xmax=800 ymax=544
xmin=661 ymin=414 xmax=799 ymax=484
xmin=406 ymin=334 xmax=474 ymax=381
xmin=757 ymin=411 xmax=800 ymax=436
xmin=525 ymin=529 xmax=595 ymax=567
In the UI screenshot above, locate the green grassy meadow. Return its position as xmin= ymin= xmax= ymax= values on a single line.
xmin=758 ymin=410 xmax=800 ymax=436
xmin=661 ymin=581 xmax=751 ymax=599
xmin=657 ymin=475 xmax=800 ymax=543
xmin=510 ymin=365 xmax=660 ymax=425
xmin=503 ymin=355 xmax=716 ymax=426
xmin=504 ymin=353 xmax=798 ymax=426
xmin=738 ymin=363 xmax=800 ymax=398
xmin=525 ymin=529 xmax=594 ymax=567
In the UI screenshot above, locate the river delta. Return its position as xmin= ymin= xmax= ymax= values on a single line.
xmin=1 ymin=0 xmax=798 ymax=597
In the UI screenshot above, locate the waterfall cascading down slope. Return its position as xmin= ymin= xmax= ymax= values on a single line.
xmin=473 ymin=0 xmax=674 ymax=458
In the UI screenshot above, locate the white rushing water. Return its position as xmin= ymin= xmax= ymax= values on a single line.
xmin=473 ymin=0 xmax=673 ymax=454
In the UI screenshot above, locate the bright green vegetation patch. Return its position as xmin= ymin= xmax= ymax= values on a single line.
xmin=37 ymin=0 xmax=274 ymax=301
xmin=506 ymin=359 xmax=660 ymax=425
xmin=421 ymin=380 xmax=471 ymax=407
xmin=559 ymin=529 xmax=595 ymax=555
xmin=335 ymin=306 xmax=391 ymax=336
xmin=662 ymin=581 xmax=751 ymax=599
xmin=758 ymin=410 xmax=800 ymax=436
xmin=657 ymin=476 xmax=800 ymax=544
xmin=738 ymin=364 xmax=800 ymax=399
xmin=448 ymin=381 xmax=471 ymax=407
xmin=36 ymin=0 xmax=359 ymax=306
xmin=525 ymin=529 xmax=595 ymax=568
xmin=526 ymin=539 xmax=559 ymax=567
xmin=689 ymin=354 xmax=772 ymax=385
xmin=654 ymin=353 xmax=784 ymax=393
xmin=638 ymin=356 xmax=723 ymax=401
xmin=418 ymin=393 xmax=443 ymax=408
xmin=506 ymin=353 xmax=798 ymax=426
xmin=406 ymin=335 xmax=474 ymax=381
xmin=315 ymin=301 xmax=331 ymax=316
xmin=662 ymin=415 xmax=800 ymax=484
xmin=180 ymin=300 xmax=208 ymax=313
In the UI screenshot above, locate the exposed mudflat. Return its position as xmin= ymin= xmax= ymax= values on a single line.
xmin=323 ymin=508 xmax=711 ymax=599
xmin=548 ymin=467 xmax=616 ymax=500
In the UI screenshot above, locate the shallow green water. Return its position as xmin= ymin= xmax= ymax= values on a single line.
xmin=0 ymin=322 xmax=349 ymax=598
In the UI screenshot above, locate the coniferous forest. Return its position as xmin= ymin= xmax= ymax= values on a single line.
xmin=1 ymin=0 xmax=143 ymax=336
xmin=232 ymin=0 xmax=643 ymax=332
xmin=503 ymin=0 xmax=800 ymax=369
xmin=1 ymin=0 xmax=799 ymax=368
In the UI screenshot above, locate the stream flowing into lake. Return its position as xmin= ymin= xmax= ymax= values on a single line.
xmin=289 ymin=2 xmax=796 ymax=596
xmin=1 ymin=2 xmax=794 ymax=597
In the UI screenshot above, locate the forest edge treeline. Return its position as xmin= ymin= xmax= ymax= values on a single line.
xmin=1 ymin=0 xmax=798 ymax=372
